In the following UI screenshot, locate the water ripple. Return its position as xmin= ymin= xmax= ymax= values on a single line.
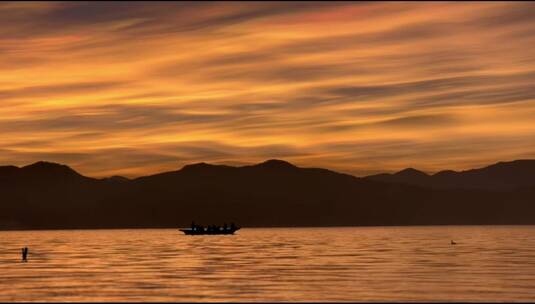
xmin=1 ymin=226 xmax=535 ymax=301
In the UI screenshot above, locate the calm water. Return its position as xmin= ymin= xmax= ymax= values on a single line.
xmin=1 ymin=226 xmax=535 ymax=302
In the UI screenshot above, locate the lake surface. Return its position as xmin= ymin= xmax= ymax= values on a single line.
xmin=1 ymin=226 xmax=535 ymax=302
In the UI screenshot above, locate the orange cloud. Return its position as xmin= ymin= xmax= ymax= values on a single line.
xmin=1 ymin=1 xmax=535 ymax=177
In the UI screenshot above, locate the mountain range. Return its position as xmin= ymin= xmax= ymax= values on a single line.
xmin=365 ymin=159 xmax=535 ymax=190
xmin=1 ymin=159 xmax=534 ymax=230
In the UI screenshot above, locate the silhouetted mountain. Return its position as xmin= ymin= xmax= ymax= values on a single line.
xmin=365 ymin=159 xmax=535 ymax=191
xmin=367 ymin=168 xmax=429 ymax=186
xmin=0 ymin=161 xmax=94 ymax=187
xmin=250 ymin=159 xmax=298 ymax=170
xmin=1 ymin=159 xmax=535 ymax=230
xmin=20 ymin=161 xmax=92 ymax=183
xmin=101 ymin=175 xmax=130 ymax=183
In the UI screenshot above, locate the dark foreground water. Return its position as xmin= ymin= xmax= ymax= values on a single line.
xmin=1 ymin=226 xmax=535 ymax=302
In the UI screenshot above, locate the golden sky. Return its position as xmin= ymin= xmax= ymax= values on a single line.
xmin=1 ymin=1 xmax=535 ymax=178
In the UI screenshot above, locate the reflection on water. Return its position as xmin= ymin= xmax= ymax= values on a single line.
xmin=1 ymin=226 xmax=535 ymax=301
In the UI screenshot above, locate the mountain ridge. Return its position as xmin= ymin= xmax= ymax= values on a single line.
xmin=5 ymin=158 xmax=533 ymax=181
xmin=365 ymin=159 xmax=535 ymax=190
xmin=1 ymin=158 xmax=534 ymax=230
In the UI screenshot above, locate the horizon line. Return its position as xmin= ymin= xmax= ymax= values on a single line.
xmin=2 ymin=157 xmax=534 ymax=180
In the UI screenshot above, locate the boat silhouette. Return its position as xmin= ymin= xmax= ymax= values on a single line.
xmin=180 ymin=222 xmax=240 ymax=235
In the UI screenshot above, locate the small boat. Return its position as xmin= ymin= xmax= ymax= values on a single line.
xmin=179 ymin=225 xmax=240 ymax=235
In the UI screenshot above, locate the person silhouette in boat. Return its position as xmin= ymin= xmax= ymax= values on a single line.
xmin=192 ymin=222 xmax=202 ymax=233
xmin=21 ymin=247 xmax=28 ymax=262
xmin=223 ymin=223 xmax=228 ymax=231
xmin=230 ymin=222 xmax=237 ymax=231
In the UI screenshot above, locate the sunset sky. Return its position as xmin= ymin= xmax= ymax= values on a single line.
xmin=1 ymin=1 xmax=535 ymax=178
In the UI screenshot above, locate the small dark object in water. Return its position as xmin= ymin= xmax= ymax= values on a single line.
xmin=21 ymin=247 xmax=28 ymax=262
xmin=451 ymin=240 xmax=457 ymax=245
xmin=180 ymin=222 xmax=240 ymax=235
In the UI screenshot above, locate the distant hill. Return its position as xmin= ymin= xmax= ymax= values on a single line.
xmin=0 ymin=159 xmax=534 ymax=230
xmin=365 ymin=159 xmax=535 ymax=190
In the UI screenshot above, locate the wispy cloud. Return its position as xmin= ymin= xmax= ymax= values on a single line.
xmin=1 ymin=1 xmax=535 ymax=177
